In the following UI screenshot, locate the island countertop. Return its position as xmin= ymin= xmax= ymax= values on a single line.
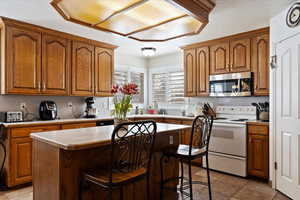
xmin=30 ymin=123 xmax=191 ymax=150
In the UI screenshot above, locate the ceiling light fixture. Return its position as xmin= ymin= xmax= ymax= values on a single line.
xmin=51 ymin=0 xmax=215 ymax=42
xmin=141 ymin=47 xmax=156 ymax=57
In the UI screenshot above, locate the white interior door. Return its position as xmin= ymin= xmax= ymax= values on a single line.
xmin=275 ymin=33 xmax=300 ymax=199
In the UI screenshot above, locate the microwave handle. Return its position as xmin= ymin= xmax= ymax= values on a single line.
xmin=238 ymin=79 xmax=241 ymax=93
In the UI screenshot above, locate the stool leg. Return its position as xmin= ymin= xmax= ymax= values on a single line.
xmin=79 ymin=180 xmax=83 ymax=200
xmin=188 ymin=159 xmax=193 ymax=200
xmin=180 ymin=159 xmax=184 ymax=192
xmin=146 ymin=174 xmax=150 ymax=200
xmin=206 ymin=154 xmax=212 ymax=200
xmin=120 ymin=187 xmax=124 ymax=200
xmin=160 ymin=155 xmax=165 ymax=200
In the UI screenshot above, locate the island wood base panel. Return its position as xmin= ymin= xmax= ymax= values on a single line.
xmin=32 ymin=131 xmax=180 ymax=200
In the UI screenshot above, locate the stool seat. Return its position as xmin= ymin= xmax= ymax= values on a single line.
xmin=84 ymin=167 xmax=147 ymax=187
xmin=163 ymin=144 xmax=206 ymax=160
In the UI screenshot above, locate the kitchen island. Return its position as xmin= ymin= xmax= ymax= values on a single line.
xmin=30 ymin=123 xmax=190 ymax=200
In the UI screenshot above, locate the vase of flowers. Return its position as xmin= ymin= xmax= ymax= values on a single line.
xmin=111 ymin=83 xmax=138 ymax=125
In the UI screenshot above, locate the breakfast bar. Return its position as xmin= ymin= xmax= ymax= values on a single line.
xmin=30 ymin=123 xmax=190 ymax=200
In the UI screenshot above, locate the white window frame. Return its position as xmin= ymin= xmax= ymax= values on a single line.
xmin=149 ymin=65 xmax=186 ymax=109
xmin=114 ymin=65 xmax=148 ymax=108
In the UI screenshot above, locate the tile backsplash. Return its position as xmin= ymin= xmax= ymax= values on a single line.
xmin=0 ymin=95 xmax=110 ymax=120
xmin=0 ymin=95 xmax=269 ymax=120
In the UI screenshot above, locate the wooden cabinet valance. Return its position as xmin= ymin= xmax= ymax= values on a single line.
xmin=0 ymin=17 xmax=117 ymax=97
xmin=182 ymin=27 xmax=270 ymax=96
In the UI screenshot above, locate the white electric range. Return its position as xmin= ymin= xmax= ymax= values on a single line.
xmin=203 ymin=106 xmax=256 ymax=177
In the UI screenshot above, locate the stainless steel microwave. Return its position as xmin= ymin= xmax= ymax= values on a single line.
xmin=209 ymin=72 xmax=252 ymax=97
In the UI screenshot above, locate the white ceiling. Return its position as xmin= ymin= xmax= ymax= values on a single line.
xmin=0 ymin=0 xmax=294 ymax=57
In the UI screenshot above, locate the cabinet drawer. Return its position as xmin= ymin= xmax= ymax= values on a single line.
xmin=248 ymin=125 xmax=268 ymax=135
xmin=61 ymin=122 xmax=96 ymax=130
xmin=181 ymin=120 xmax=193 ymax=125
xmin=11 ymin=125 xmax=60 ymax=138
xmin=164 ymin=119 xmax=181 ymax=124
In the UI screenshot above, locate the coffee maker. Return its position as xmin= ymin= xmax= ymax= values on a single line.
xmin=39 ymin=101 xmax=58 ymax=120
xmin=85 ymin=97 xmax=97 ymax=118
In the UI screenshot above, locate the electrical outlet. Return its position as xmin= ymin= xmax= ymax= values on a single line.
xmin=67 ymin=102 xmax=73 ymax=108
xmin=20 ymin=102 xmax=26 ymax=110
xmin=169 ymin=136 xmax=174 ymax=145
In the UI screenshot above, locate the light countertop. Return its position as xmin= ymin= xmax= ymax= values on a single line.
xmin=30 ymin=123 xmax=191 ymax=150
xmin=0 ymin=114 xmax=194 ymax=128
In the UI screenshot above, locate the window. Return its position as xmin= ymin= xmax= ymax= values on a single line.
xmin=130 ymin=72 xmax=144 ymax=104
xmin=113 ymin=71 xmax=128 ymax=85
xmin=113 ymin=69 xmax=145 ymax=104
xmin=151 ymin=70 xmax=184 ymax=104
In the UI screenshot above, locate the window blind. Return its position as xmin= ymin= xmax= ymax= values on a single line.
xmin=113 ymin=70 xmax=144 ymax=104
xmin=113 ymin=71 xmax=128 ymax=85
xmin=130 ymin=72 xmax=144 ymax=104
xmin=152 ymin=71 xmax=184 ymax=104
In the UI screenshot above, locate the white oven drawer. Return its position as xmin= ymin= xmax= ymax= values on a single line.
xmin=203 ymin=152 xmax=247 ymax=177
xmin=209 ymin=123 xmax=246 ymax=157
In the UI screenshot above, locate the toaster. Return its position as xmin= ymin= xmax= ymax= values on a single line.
xmin=0 ymin=111 xmax=23 ymax=123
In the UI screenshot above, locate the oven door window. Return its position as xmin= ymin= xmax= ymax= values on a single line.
xmin=210 ymin=79 xmax=239 ymax=94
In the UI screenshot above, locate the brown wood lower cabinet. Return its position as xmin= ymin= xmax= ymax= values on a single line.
xmin=5 ymin=122 xmax=97 ymax=187
xmin=11 ymin=137 xmax=32 ymax=186
xmin=247 ymin=124 xmax=269 ymax=179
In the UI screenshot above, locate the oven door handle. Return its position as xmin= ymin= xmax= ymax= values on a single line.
xmin=208 ymin=151 xmax=246 ymax=160
xmin=213 ymin=123 xmax=246 ymax=128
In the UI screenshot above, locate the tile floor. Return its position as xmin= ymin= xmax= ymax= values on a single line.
xmin=0 ymin=166 xmax=292 ymax=200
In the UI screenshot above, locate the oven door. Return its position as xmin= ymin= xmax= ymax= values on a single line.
xmin=209 ymin=123 xmax=246 ymax=157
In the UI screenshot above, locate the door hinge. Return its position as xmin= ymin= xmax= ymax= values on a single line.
xmin=270 ymin=55 xmax=277 ymax=69
xmin=274 ymin=162 xmax=278 ymax=170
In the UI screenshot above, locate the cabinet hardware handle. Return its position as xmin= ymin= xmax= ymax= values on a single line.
xmin=43 ymin=82 xmax=46 ymax=91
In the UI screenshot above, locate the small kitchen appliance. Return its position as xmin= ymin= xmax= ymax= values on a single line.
xmin=0 ymin=111 xmax=23 ymax=123
xmin=85 ymin=97 xmax=97 ymax=118
xmin=39 ymin=101 xmax=58 ymax=120
xmin=209 ymin=72 xmax=252 ymax=97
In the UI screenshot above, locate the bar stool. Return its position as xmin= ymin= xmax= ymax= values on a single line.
xmin=79 ymin=120 xmax=157 ymax=200
xmin=160 ymin=114 xmax=214 ymax=200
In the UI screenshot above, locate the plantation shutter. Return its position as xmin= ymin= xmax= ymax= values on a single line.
xmin=130 ymin=72 xmax=144 ymax=104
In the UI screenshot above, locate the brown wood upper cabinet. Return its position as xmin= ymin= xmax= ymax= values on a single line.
xmin=230 ymin=38 xmax=251 ymax=72
xmin=95 ymin=47 xmax=114 ymax=97
xmin=6 ymin=26 xmax=42 ymax=94
xmin=0 ymin=17 xmax=116 ymax=96
xmin=196 ymin=47 xmax=209 ymax=96
xmin=42 ymin=34 xmax=70 ymax=95
xmin=71 ymin=41 xmax=95 ymax=96
xmin=182 ymin=27 xmax=270 ymax=96
xmin=184 ymin=49 xmax=197 ymax=96
xmin=252 ymin=33 xmax=269 ymax=96
xmin=210 ymin=42 xmax=230 ymax=74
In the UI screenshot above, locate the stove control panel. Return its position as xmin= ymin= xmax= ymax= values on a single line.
xmin=215 ymin=106 xmax=256 ymax=115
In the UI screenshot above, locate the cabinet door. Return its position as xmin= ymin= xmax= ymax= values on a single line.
xmin=11 ymin=137 xmax=32 ymax=185
xmin=6 ymin=26 xmax=42 ymax=94
xmin=184 ymin=49 xmax=197 ymax=96
xmin=71 ymin=41 xmax=94 ymax=96
xmin=252 ymin=33 xmax=269 ymax=96
xmin=94 ymin=47 xmax=113 ymax=97
xmin=196 ymin=47 xmax=209 ymax=96
xmin=210 ymin=42 xmax=230 ymax=74
xmin=42 ymin=34 xmax=70 ymax=95
xmin=248 ymin=134 xmax=269 ymax=179
xmin=61 ymin=122 xmax=96 ymax=130
xmin=230 ymin=38 xmax=251 ymax=72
